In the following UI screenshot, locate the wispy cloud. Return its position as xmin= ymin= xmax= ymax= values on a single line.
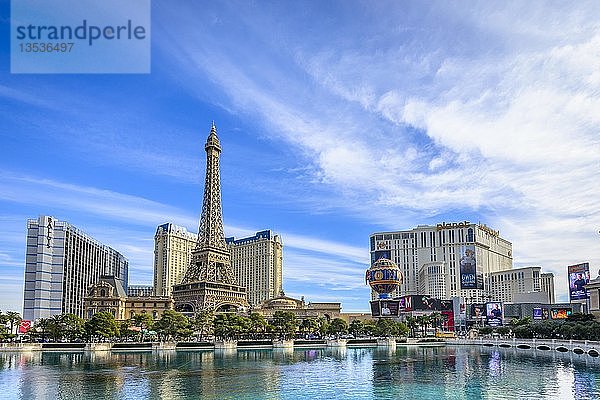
xmin=155 ymin=2 xmax=600 ymax=303
xmin=0 ymin=172 xmax=196 ymax=227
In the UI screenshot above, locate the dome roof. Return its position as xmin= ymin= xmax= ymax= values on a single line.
xmin=371 ymin=258 xmax=398 ymax=269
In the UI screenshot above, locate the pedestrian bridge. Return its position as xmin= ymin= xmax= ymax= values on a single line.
xmin=455 ymin=338 xmax=600 ymax=358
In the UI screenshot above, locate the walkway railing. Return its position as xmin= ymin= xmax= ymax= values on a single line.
xmin=452 ymin=337 xmax=600 ymax=357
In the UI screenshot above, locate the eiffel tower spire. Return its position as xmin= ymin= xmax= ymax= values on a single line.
xmin=197 ymin=122 xmax=227 ymax=251
xmin=181 ymin=122 xmax=235 ymax=284
xmin=173 ymin=122 xmax=248 ymax=313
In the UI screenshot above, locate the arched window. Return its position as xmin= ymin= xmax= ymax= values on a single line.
xmin=100 ymin=289 xmax=106 ymax=297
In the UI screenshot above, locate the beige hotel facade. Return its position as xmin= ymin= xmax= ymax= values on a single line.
xmin=153 ymin=223 xmax=283 ymax=306
xmin=370 ymin=221 xmax=513 ymax=301
xmin=370 ymin=221 xmax=555 ymax=305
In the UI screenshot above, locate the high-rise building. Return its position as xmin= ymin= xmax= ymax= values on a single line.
xmin=153 ymin=223 xmax=198 ymax=297
xmin=172 ymin=122 xmax=248 ymax=313
xmin=487 ymin=266 xmax=555 ymax=303
xmin=152 ymin=225 xmax=283 ymax=305
xmin=23 ymin=215 xmax=128 ymax=320
xmin=370 ymin=221 xmax=513 ymax=301
xmin=226 ymin=230 xmax=283 ymax=306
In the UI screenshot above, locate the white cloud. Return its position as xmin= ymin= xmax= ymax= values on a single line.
xmin=154 ymin=3 xmax=600 ymax=304
xmin=0 ymin=173 xmax=197 ymax=228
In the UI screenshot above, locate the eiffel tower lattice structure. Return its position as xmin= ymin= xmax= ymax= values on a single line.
xmin=172 ymin=122 xmax=248 ymax=314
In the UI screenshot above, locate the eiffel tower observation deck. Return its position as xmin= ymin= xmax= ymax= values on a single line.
xmin=172 ymin=122 xmax=248 ymax=314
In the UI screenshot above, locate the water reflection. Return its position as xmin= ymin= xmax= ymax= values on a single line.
xmin=0 ymin=346 xmax=599 ymax=399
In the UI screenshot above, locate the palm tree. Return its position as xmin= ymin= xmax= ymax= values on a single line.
xmin=5 ymin=311 xmax=22 ymax=335
xmin=405 ymin=316 xmax=418 ymax=337
xmin=429 ymin=312 xmax=442 ymax=332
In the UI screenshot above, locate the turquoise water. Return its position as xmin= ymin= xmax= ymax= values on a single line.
xmin=0 ymin=346 xmax=599 ymax=399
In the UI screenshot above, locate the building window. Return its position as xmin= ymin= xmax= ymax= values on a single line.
xmin=466 ymin=228 xmax=474 ymax=242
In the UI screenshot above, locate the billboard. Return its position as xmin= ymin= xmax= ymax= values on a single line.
xmin=470 ymin=303 xmax=485 ymax=320
xmin=486 ymin=302 xmax=503 ymax=326
xmin=371 ymin=300 xmax=381 ymax=317
xmin=399 ymin=296 xmax=412 ymax=311
xmin=533 ymin=308 xmax=543 ymax=320
xmin=371 ymin=300 xmax=400 ymax=317
xmin=460 ymin=245 xmax=483 ymax=289
xmin=401 ymin=296 xmax=454 ymax=312
xmin=568 ymin=262 xmax=590 ymax=301
xmin=371 ymin=250 xmax=391 ymax=264
xmin=551 ymin=308 xmax=572 ymax=319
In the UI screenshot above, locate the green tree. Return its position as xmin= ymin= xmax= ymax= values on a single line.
xmin=118 ymin=320 xmax=136 ymax=340
xmin=348 ymin=320 xmax=364 ymax=337
xmin=362 ymin=320 xmax=377 ymax=337
xmin=405 ymin=316 xmax=418 ymax=338
xmin=60 ymin=314 xmax=85 ymax=341
xmin=0 ymin=312 xmax=9 ymax=339
xmin=300 ymin=318 xmax=319 ymax=338
xmin=478 ymin=326 xmax=493 ymax=336
xmin=416 ymin=315 xmax=431 ymax=336
xmin=85 ymin=311 xmax=119 ymax=341
xmin=214 ymin=313 xmax=244 ymax=340
xmin=317 ymin=316 xmax=329 ymax=338
xmin=132 ymin=313 xmax=154 ymax=342
xmin=193 ymin=309 xmax=215 ymax=340
xmin=154 ymin=310 xmax=191 ymax=341
xmin=271 ymin=311 xmax=298 ymax=339
xmin=47 ymin=314 xmax=65 ymax=341
xmin=248 ymin=313 xmax=268 ymax=339
xmin=4 ymin=311 xmax=22 ymax=336
xmin=327 ymin=318 xmax=348 ymax=338
xmin=567 ymin=313 xmax=595 ymax=322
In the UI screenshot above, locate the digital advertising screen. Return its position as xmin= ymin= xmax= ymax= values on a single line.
xmin=568 ymin=262 xmax=590 ymax=301
xmin=380 ymin=300 xmax=400 ymax=317
xmin=370 ymin=301 xmax=380 ymax=317
xmin=459 ymin=245 xmax=483 ymax=289
xmin=486 ymin=302 xmax=503 ymax=326
xmin=371 ymin=250 xmax=392 ymax=264
xmin=551 ymin=308 xmax=572 ymax=319
xmin=399 ymin=296 xmax=412 ymax=311
xmin=413 ymin=295 xmax=437 ymax=311
xmin=371 ymin=300 xmax=400 ymax=317
xmin=542 ymin=308 xmax=549 ymax=320
xmin=470 ymin=303 xmax=485 ymax=320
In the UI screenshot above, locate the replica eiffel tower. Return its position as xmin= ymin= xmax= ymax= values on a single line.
xmin=172 ymin=122 xmax=248 ymax=314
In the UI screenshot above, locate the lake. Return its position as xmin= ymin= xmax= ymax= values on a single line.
xmin=0 ymin=345 xmax=599 ymax=399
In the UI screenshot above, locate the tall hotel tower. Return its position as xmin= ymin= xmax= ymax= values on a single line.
xmin=153 ymin=223 xmax=283 ymax=306
xmin=226 ymin=230 xmax=283 ymax=306
xmin=172 ymin=123 xmax=248 ymax=313
xmin=370 ymin=221 xmax=512 ymax=301
xmin=153 ymin=223 xmax=198 ymax=297
xmin=23 ymin=215 xmax=128 ymax=320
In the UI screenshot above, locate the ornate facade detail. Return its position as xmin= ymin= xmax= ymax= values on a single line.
xmin=173 ymin=122 xmax=248 ymax=313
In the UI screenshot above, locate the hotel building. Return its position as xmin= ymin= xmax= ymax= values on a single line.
xmin=127 ymin=285 xmax=154 ymax=297
xmin=23 ymin=215 xmax=128 ymax=321
xmin=153 ymin=223 xmax=283 ymax=305
xmin=370 ymin=221 xmax=513 ymax=301
xmin=153 ymin=223 xmax=198 ymax=297
xmin=487 ymin=266 xmax=555 ymax=304
xmin=226 ymin=230 xmax=283 ymax=306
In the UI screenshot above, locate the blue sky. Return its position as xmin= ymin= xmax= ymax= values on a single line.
xmin=1 ymin=1 xmax=599 ymax=313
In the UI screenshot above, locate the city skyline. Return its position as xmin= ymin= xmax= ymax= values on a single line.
xmin=1 ymin=2 xmax=599 ymax=313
